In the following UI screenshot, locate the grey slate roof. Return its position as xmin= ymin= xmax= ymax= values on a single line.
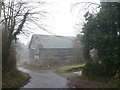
xmin=31 ymin=34 xmax=75 ymax=49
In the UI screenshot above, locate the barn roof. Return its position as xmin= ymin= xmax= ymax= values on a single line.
xmin=29 ymin=34 xmax=76 ymax=49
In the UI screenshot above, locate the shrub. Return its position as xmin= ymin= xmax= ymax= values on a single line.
xmin=82 ymin=60 xmax=102 ymax=78
xmin=2 ymin=43 xmax=17 ymax=73
xmin=106 ymin=69 xmax=120 ymax=88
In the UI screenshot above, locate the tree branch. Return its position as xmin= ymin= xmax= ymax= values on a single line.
xmin=13 ymin=10 xmax=29 ymax=39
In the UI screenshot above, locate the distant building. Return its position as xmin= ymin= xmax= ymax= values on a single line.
xmin=28 ymin=34 xmax=79 ymax=66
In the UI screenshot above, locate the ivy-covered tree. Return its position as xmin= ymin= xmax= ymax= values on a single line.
xmin=82 ymin=2 xmax=120 ymax=78
xmin=1 ymin=0 xmax=47 ymax=71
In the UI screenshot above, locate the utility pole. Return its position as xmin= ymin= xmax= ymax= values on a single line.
xmin=0 ymin=0 xmax=4 ymax=16
xmin=0 ymin=0 xmax=3 ymax=89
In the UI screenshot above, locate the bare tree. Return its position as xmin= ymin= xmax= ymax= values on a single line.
xmin=71 ymin=1 xmax=100 ymax=33
xmin=1 ymin=0 xmax=48 ymax=70
xmin=71 ymin=2 xmax=100 ymax=63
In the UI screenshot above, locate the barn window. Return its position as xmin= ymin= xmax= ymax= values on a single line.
xmin=35 ymin=54 xmax=39 ymax=59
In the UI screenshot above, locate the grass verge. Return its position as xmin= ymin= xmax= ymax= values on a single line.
xmin=2 ymin=69 xmax=30 ymax=88
xmin=55 ymin=63 xmax=85 ymax=73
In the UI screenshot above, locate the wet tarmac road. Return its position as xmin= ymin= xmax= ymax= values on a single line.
xmin=17 ymin=67 xmax=68 ymax=88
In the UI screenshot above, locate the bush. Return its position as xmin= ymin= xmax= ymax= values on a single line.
xmin=82 ymin=59 xmax=119 ymax=80
xmin=2 ymin=43 xmax=30 ymax=88
xmin=2 ymin=69 xmax=29 ymax=88
xmin=82 ymin=60 xmax=102 ymax=78
xmin=106 ymin=70 xmax=120 ymax=88
xmin=2 ymin=43 xmax=17 ymax=72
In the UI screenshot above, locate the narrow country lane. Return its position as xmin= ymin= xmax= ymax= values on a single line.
xmin=17 ymin=67 xmax=68 ymax=88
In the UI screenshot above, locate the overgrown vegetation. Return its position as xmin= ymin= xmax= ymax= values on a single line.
xmin=2 ymin=0 xmax=47 ymax=70
xmin=106 ymin=70 xmax=120 ymax=88
xmin=2 ymin=42 xmax=30 ymax=88
xmin=55 ymin=64 xmax=85 ymax=73
xmin=2 ymin=69 xmax=29 ymax=88
xmin=78 ymin=2 xmax=120 ymax=88
xmin=1 ymin=0 xmax=47 ymax=88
